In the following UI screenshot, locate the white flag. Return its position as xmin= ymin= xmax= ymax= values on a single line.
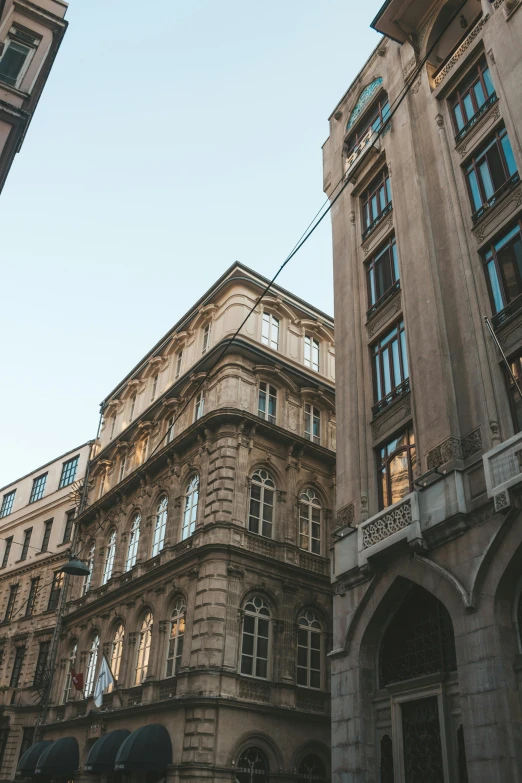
xmin=93 ymin=655 xmax=114 ymax=708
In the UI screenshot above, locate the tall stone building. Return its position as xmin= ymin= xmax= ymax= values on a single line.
xmin=0 ymin=443 xmax=90 ymax=781
xmin=0 ymin=0 xmax=68 ymax=193
xmin=324 ymin=0 xmax=522 ymax=780
xmin=24 ymin=263 xmax=336 ymax=783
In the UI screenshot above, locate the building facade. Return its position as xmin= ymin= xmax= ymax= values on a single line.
xmin=0 ymin=443 xmax=90 ymax=781
xmin=0 ymin=0 xmax=67 ymax=193
xmin=324 ymin=0 xmax=522 ymax=781
xmin=29 ymin=264 xmax=336 ymax=783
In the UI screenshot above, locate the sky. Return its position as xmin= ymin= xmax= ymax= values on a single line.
xmin=0 ymin=0 xmax=384 ymax=486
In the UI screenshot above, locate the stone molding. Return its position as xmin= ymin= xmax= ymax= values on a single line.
xmin=426 ymin=427 xmax=483 ymax=470
xmin=362 ymin=211 xmax=394 ymax=257
xmin=361 ymin=498 xmax=413 ymax=549
xmin=371 ymin=393 xmax=412 ymax=443
xmin=433 ymin=15 xmax=490 ymax=87
xmin=456 ymin=101 xmax=501 ymax=160
xmin=336 ymin=502 xmax=355 ymax=529
xmin=366 ymin=290 xmax=402 ymax=340
xmin=473 ymin=181 xmax=522 ymax=244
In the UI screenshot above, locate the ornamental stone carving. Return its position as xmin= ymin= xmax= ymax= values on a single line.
xmin=434 ymin=16 xmax=490 ymax=86
xmin=336 ymin=502 xmax=355 ymax=528
xmin=427 ymin=428 xmax=482 ymax=469
xmin=239 ymin=680 xmax=271 ymax=702
xmin=361 ymin=499 xmax=413 ymax=549
xmin=347 ymin=78 xmax=383 ymax=130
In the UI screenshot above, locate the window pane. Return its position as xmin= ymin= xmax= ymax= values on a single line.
xmin=401 ymin=330 xmax=409 ymax=380
xmin=501 ymin=133 xmax=518 ymax=177
xmin=297 ymin=667 xmax=308 ymax=686
xmin=473 ymin=80 xmax=486 ymax=109
xmin=487 ymin=143 xmax=508 ymax=192
xmin=241 ymin=655 xmax=253 ymax=675
xmin=453 ymin=104 xmax=464 ymax=131
xmin=0 ymin=43 xmax=29 ymax=87
xmin=463 ymin=93 xmax=474 ymax=122
xmin=498 ymin=236 xmax=522 ymax=303
xmin=487 ymin=260 xmax=504 ymax=314
xmin=256 ymin=659 xmax=267 ymax=678
xmin=479 ymin=160 xmax=495 ymax=200
xmin=382 ymin=347 xmax=391 ymax=395
xmin=467 ymin=169 xmax=482 ymax=211
xmin=483 ymin=67 xmax=494 ymax=97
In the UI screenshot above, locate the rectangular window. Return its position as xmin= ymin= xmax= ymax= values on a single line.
xmin=450 ymin=57 xmax=496 ymax=139
xmin=175 ymin=351 xmax=183 ymax=379
xmin=304 ymin=404 xmax=321 ymax=444
xmin=62 ymin=510 xmax=75 ymax=544
xmin=371 ymin=321 xmax=409 ymax=414
xmin=304 ymin=336 xmax=320 ymax=373
xmin=4 ymin=584 xmax=18 ymax=622
xmin=166 ymin=416 xmax=175 ymax=443
xmin=261 ymin=312 xmax=280 ymax=351
xmin=10 ymin=647 xmax=25 ymax=687
xmin=33 ymin=641 xmax=50 ymax=686
xmin=0 ymin=37 xmax=31 ymax=87
xmin=25 ymin=577 xmax=40 ymax=617
xmin=362 ymin=168 xmax=392 ymax=235
xmin=202 ymin=323 xmax=212 ymax=354
xmin=258 ymin=383 xmax=277 ymax=424
xmin=367 ymin=236 xmax=400 ymax=314
xmin=151 ymin=374 xmax=158 ymax=401
xmin=346 ymin=93 xmax=390 ymax=155
xmin=0 ymin=490 xmax=15 ymax=518
xmin=1 ymin=538 xmax=12 ymax=569
xmin=466 ymin=127 xmax=518 ymax=222
xmin=484 ymin=220 xmax=522 ymax=317
xmin=29 ymin=474 xmax=47 ymax=503
xmin=47 ymin=571 xmax=64 ymax=612
xmin=129 ymin=396 xmax=136 ymax=422
xmin=58 ymin=456 xmax=79 ymax=488
xmin=119 ymin=456 xmax=126 ymax=483
xmin=20 ymin=529 xmax=32 ymax=561
xmin=142 ymin=436 xmax=149 ymax=462
xmin=378 ymin=427 xmax=416 ymax=509
xmin=110 ymin=417 xmax=116 ymax=439
xmin=40 ymin=520 xmax=53 ymax=553
xmin=195 ymin=392 xmax=204 ymax=421
xmin=18 ymin=727 xmax=34 ymax=762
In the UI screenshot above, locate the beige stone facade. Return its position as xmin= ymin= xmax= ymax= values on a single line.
xmin=32 ymin=264 xmax=336 ymax=783
xmin=324 ymin=0 xmax=522 ymax=781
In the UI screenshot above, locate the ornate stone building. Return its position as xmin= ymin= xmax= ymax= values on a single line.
xmin=0 ymin=0 xmax=68 ymax=193
xmin=0 ymin=443 xmax=90 ymax=781
xmin=26 ymin=263 xmax=336 ymax=783
xmin=324 ymin=0 xmax=522 ymax=781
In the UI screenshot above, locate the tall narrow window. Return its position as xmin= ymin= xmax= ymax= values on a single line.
xmin=0 ymin=490 xmax=15 ymax=518
xmin=378 ymin=427 xmax=416 ymax=509
xmin=507 ymin=351 xmax=522 ymax=432
xmin=4 ymin=584 xmax=18 ymax=622
xmin=195 ymin=392 xmax=205 ymax=421
xmin=304 ymin=404 xmax=321 ymax=444
xmin=119 ymin=456 xmax=127 ymax=483
xmin=84 ymin=635 xmax=99 ymax=696
xmin=129 ymin=396 xmax=136 ymax=422
xmin=142 ymin=436 xmax=149 ymax=463
xmin=450 ymin=57 xmax=496 ymax=139
xmin=371 ymin=321 xmax=409 ymax=414
xmin=62 ymin=641 xmax=77 ymax=704
xmin=59 ymin=456 xmax=79 ymax=488
xmin=236 ymin=748 xmax=269 ymax=783
xmin=240 ymin=597 xmax=271 ymax=679
xmin=29 ymin=475 xmax=47 ymax=503
xmin=1 ymin=537 xmax=12 ymax=569
xmin=83 ymin=542 xmax=95 ymax=595
xmin=299 ymin=489 xmax=322 ymax=555
xmin=261 ymin=312 xmax=280 ymax=351
xmin=102 ymin=530 xmax=116 ymax=585
xmin=10 ymin=646 xmax=25 ymax=688
xmin=484 ymin=221 xmax=522 ymax=317
xmin=367 ymin=236 xmax=400 ymax=314
xmin=304 ymin=336 xmax=320 ymax=372
xmin=125 ymin=514 xmax=141 ymax=571
xmin=135 ymin=613 xmax=153 ymax=685
xmin=362 ymin=168 xmax=392 ymax=235
xmin=20 ymin=528 xmax=32 ymax=561
xmin=346 ymin=91 xmax=390 ymax=155
xmin=152 ymin=497 xmax=168 ymax=557
xmin=151 ymin=374 xmax=158 ymax=401
xmin=40 ymin=520 xmax=53 ymax=553
xmin=296 ymin=611 xmax=322 ymax=689
xmin=0 ymin=37 xmax=32 ymax=88
xmin=258 ymin=383 xmax=277 ymax=424
xmin=166 ymin=598 xmax=186 ymax=677
xmin=466 ymin=127 xmax=518 ymax=222
xmin=248 ymin=470 xmax=275 ymax=538
xmin=25 ymin=577 xmax=40 ymax=617
xmin=109 ymin=624 xmax=124 ymax=691
xmin=110 ymin=417 xmax=116 ymax=439
xmin=175 ymin=351 xmax=183 ymax=379
xmin=34 ymin=641 xmax=50 ymax=686
xmin=19 ymin=727 xmax=35 ymax=763
xmin=62 ymin=510 xmax=75 ymax=544
xmin=182 ymin=475 xmax=199 ymax=540
xmin=47 ymin=571 xmax=64 ymax=611
xmin=202 ymin=323 xmax=212 ymax=353
xmin=167 ymin=416 xmax=175 ymax=443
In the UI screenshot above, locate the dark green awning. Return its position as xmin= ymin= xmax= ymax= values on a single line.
xmin=114 ymin=724 xmax=172 ymax=772
xmin=34 ymin=736 xmax=79 ymax=776
xmin=17 ymin=741 xmax=53 ymax=776
xmin=84 ymin=729 xmax=130 ymax=773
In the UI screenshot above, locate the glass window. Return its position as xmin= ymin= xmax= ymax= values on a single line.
xmin=102 ymin=530 xmax=116 ymax=585
xmin=240 ymin=596 xmax=271 ymax=679
xmin=119 ymin=455 xmax=126 ymax=483
xmin=304 ymin=405 xmax=321 ymax=444
xmin=135 ymin=612 xmax=153 ymax=685
xmin=507 ymin=351 xmax=522 ymax=433
xmin=304 ymin=336 xmax=320 ymax=372
xmin=41 ymin=519 xmax=53 ymax=553
xmin=466 ymin=127 xmax=518 ymax=220
xmin=142 ymin=436 xmax=149 ymax=463
xmin=167 ymin=416 xmax=175 ymax=443
xmin=166 ymin=597 xmax=186 ymax=677
xmin=4 ymin=584 xmax=18 ymax=622
xmin=202 ymin=323 xmax=212 ymax=353
xmin=297 ymin=754 xmax=328 ymax=783
xmin=367 ymin=236 xmax=400 ymax=312
xmin=47 ymin=571 xmax=64 ymax=611
xmin=110 ymin=417 xmax=116 ymax=439
xmin=378 ymin=427 xmax=416 ymax=509
xmin=59 ymin=456 xmax=79 ymax=488
xmin=195 ymin=391 xmax=205 ymax=421
xmin=0 ymin=490 xmax=16 ymax=518
xmin=362 ymin=168 xmax=392 ymax=234
xmin=19 ymin=727 xmax=35 ymax=763
xmin=151 ymin=374 xmax=158 ymax=401
xmin=346 ymin=92 xmax=390 ymax=155
xmin=62 ymin=510 xmax=75 ymax=543
xmin=10 ymin=646 xmax=25 ymax=688
xmin=182 ymin=476 xmax=199 ymax=540
xmin=29 ymin=474 xmax=47 ymax=503
xmin=296 ymin=611 xmax=322 ymax=689
xmin=483 ymin=221 xmax=522 ymax=315
xmin=84 ymin=635 xmax=99 ymax=696
xmin=129 ymin=396 xmax=136 ymax=422
xmin=236 ymin=748 xmax=269 ymax=783
xmin=83 ymin=542 xmax=95 ymax=595
xmin=258 ymin=383 xmax=277 ymax=424
xmin=299 ymin=489 xmax=322 ymax=555
xmin=248 ymin=470 xmax=275 ymax=538
xmin=175 ymin=350 xmax=183 ymax=379
xmin=0 ymin=39 xmax=31 ymax=87
xmin=125 ymin=514 xmax=141 ymax=571
xmin=450 ymin=57 xmax=496 ymax=135
xmin=20 ymin=528 xmax=32 ymax=561
xmin=371 ymin=321 xmax=409 ymax=410
xmin=33 ymin=641 xmax=50 ymax=686
xmin=25 ymin=577 xmax=40 ymax=617
xmin=62 ymin=641 xmax=77 ymax=703
xmin=109 ymin=624 xmax=124 ymax=691
xmin=261 ymin=312 xmax=280 ymax=351
xmin=152 ymin=497 xmax=168 ymax=556
xmin=1 ymin=538 xmax=12 ymax=569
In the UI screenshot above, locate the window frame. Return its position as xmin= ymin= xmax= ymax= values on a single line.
xmin=102 ymin=530 xmax=117 ymax=585
xmin=83 ymin=542 xmax=95 ymax=595
xmin=240 ymin=596 xmax=271 ymax=680
xmin=248 ymin=470 xmax=276 ymax=539
xmin=366 ymin=235 xmax=400 ymax=316
xmin=346 ymin=91 xmax=390 ymax=155
xmin=194 ymin=391 xmax=205 ymax=421
xmin=10 ymin=646 xmax=25 ymax=688
xmin=152 ymin=497 xmax=168 ymax=557
xmin=0 ymin=490 xmax=15 ymax=518
xmin=304 ymin=404 xmax=321 ymax=445
xmin=371 ymin=320 xmax=409 ymax=414
xmin=261 ymin=312 xmax=280 ymax=351
xmin=25 ymin=577 xmax=40 ymax=617
xmin=258 ymin=382 xmax=277 ymax=424
xmin=483 ymin=219 xmax=522 ymax=318
xmin=202 ymin=322 xmax=212 ymax=354
xmin=129 ymin=395 xmax=136 ymax=422
xmin=47 ymin=571 xmax=64 ymax=612
xmin=109 ymin=624 xmax=124 ymax=691
xmin=450 ymin=56 xmax=496 ymax=138
xmin=58 ymin=456 xmax=79 ymax=489
xmin=151 ymin=374 xmax=158 ymax=401
xmin=40 ymin=519 xmax=53 ymax=553
xmin=125 ymin=514 xmax=141 ymax=571
xmin=167 ymin=416 xmax=175 ymax=443
xmin=0 ymin=32 xmax=35 ymax=90
xmin=298 ymin=488 xmax=322 ymax=555
xmin=166 ymin=598 xmax=186 ymax=677
xmin=1 ymin=537 xmax=12 ymax=569
xmin=20 ymin=528 xmax=32 ymax=561
xmin=361 ymin=168 xmax=392 ymax=237
xmin=465 ymin=126 xmax=519 ymax=222
xmin=296 ymin=610 xmax=323 ymax=690
xmin=61 ymin=641 xmax=77 ymax=704
xmin=182 ymin=475 xmax=199 ymax=541
xmin=175 ymin=350 xmax=183 ymax=379
xmin=62 ymin=509 xmax=75 ymax=544
xmin=84 ymin=635 xmax=99 ymax=696
xmin=33 ymin=640 xmax=50 ymax=687
xmin=29 ymin=474 xmax=47 ymax=504
xmin=135 ymin=612 xmax=153 ymax=685
xmin=304 ymin=335 xmax=320 ymax=373
xmin=378 ymin=427 xmax=417 ymax=510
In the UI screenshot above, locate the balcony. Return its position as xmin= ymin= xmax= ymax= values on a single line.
xmin=483 ymin=431 xmax=522 ymax=510
xmin=372 ymin=378 xmax=410 ymax=418
xmin=344 ymin=127 xmax=382 ymax=184
xmin=472 ymin=172 xmax=520 ymax=224
xmin=492 ymin=294 xmax=522 ymax=330
xmin=362 ymin=202 xmax=393 ymax=241
xmin=455 ymin=93 xmax=498 ymax=145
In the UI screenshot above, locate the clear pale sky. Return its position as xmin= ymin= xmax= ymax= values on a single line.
xmin=0 ymin=0 xmax=384 ymax=486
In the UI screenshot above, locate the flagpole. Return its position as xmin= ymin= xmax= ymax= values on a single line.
xmin=104 ymin=654 xmax=124 ymax=707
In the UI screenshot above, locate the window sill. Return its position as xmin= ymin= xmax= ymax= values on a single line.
xmin=372 ymin=379 xmax=411 ymax=419
xmin=361 ymin=202 xmax=393 ymax=242
xmin=366 ymin=280 xmax=401 ymax=322
xmin=472 ymin=172 xmax=520 ymax=224
xmin=491 ymin=294 xmax=522 ymax=331
xmin=454 ymin=93 xmax=498 ymax=147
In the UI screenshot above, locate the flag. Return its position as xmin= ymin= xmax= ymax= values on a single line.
xmin=93 ymin=655 xmax=114 ymax=708
xmin=71 ymin=669 xmax=84 ymax=692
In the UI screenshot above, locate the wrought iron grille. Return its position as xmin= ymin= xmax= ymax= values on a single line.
xmin=492 ymin=292 xmax=522 ymax=330
xmin=380 ymin=734 xmax=394 ymax=783
xmin=472 ymin=172 xmax=520 ymax=224
xmin=236 ymin=747 xmax=269 ymax=783
xmin=379 ymin=586 xmax=456 ymax=687
xmin=455 ymin=93 xmax=498 ymax=144
xmin=401 ymin=697 xmax=444 ymax=783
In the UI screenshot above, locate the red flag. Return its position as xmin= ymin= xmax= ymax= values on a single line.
xmin=71 ymin=669 xmax=84 ymax=691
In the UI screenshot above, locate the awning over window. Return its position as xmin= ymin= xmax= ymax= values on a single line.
xmin=84 ymin=729 xmax=130 ymax=773
xmin=114 ymin=724 xmax=172 ymax=772
xmin=34 ymin=736 xmax=79 ymax=776
xmin=17 ymin=741 xmax=53 ymax=776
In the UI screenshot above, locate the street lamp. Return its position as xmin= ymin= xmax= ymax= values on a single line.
xmin=59 ymin=556 xmax=91 ymax=577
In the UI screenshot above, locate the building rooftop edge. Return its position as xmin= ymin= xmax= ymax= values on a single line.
xmin=327 ymin=35 xmax=387 ymax=123
xmin=0 ymin=440 xmax=93 ymax=495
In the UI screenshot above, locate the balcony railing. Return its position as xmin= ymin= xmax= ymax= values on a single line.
xmin=492 ymin=294 xmax=522 ymax=330
xmin=483 ymin=430 xmax=522 ymax=510
xmin=362 ymin=202 xmax=393 ymax=241
xmin=455 ymin=93 xmax=498 ymax=145
xmin=372 ymin=378 xmax=410 ymax=418
xmin=367 ymin=280 xmax=400 ymax=321
xmin=433 ymin=14 xmax=490 ymax=87
xmin=472 ymin=172 xmax=520 ymax=224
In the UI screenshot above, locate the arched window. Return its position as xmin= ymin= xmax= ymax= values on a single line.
xmin=240 ymin=597 xmax=271 ymax=679
xmin=166 ymin=597 xmax=186 ymax=677
xmin=379 ymin=586 xmax=457 ymax=687
xmin=298 ymin=754 xmax=328 ymax=783
xmin=346 ymin=88 xmax=390 ymax=155
xmin=84 ymin=635 xmax=99 ymax=696
xmin=296 ymin=611 xmax=322 ymax=689
xmin=248 ymin=470 xmax=275 ymax=538
xmin=125 ymin=514 xmax=141 ymax=571
xmin=135 ymin=612 xmax=153 ymax=685
xmin=61 ymin=640 xmax=77 ymax=704
xmin=236 ymin=747 xmax=269 ymax=783
xmin=152 ymin=497 xmax=168 ymax=557
xmin=102 ymin=530 xmax=116 ymax=585
xmin=109 ymin=624 xmax=124 ymax=691
xmin=299 ymin=489 xmax=322 ymax=555
xmin=83 ymin=542 xmax=95 ymax=595
xmin=182 ymin=475 xmax=199 ymax=540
